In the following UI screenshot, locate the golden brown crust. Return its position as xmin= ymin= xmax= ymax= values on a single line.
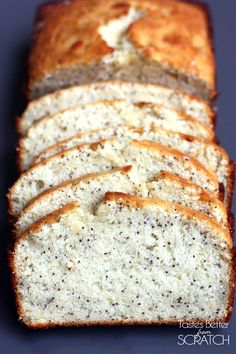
xmin=128 ymin=1 xmax=215 ymax=90
xmin=226 ymin=160 xmax=235 ymax=210
xmin=8 ymin=139 xmax=115 ymax=218
xmin=24 ymin=165 xmax=133 ymax=207
xmin=129 ymin=174 xmax=233 ymax=235
xmin=9 ymin=138 xmax=222 ymax=220
xmin=30 ymin=127 xmax=117 ymax=165
xmin=7 ymin=314 xmax=234 ymax=329
xmin=20 ymin=201 xmax=79 ymax=238
xmin=135 ymin=102 xmax=214 ymax=133
xmin=132 ymin=139 xmax=219 ymax=188
xmin=28 ymin=0 xmax=216 ymax=97
xmin=155 ymin=170 xmax=226 ymax=209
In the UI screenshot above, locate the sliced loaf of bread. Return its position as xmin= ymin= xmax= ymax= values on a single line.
xmin=15 ymin=167 xmax=228 ymax=236
xmin=8 ymin=139 xmax=219 ymax=218
xmin=33 ymin=126 xmax=233 ymax=206
xmin=28 ymin=0 xmax=216 ymax=101
xmin=18 ymin=100 xmax=214 ymax=170
xmin=19 ymin=81 xmax=214 ymax=133
xmin=11 ymin=193 xmax=233 ymax=328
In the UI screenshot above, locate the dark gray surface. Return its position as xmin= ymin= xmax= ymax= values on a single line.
xmin=0 ymin=1 xmax=235 ymax=353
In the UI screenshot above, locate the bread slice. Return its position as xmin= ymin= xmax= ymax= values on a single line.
xmin=150 ymin=171 xmax=228 ymax=227
xmin=11 ymin=193 xmax=233 ymax=328
xmin=14 ymin=167 xmax=228 ymax=236
xmin=28 ymin=0 xmax=216 ymax=100
xmin=19 ymin=81 xmax=215 ymax=133
xmin=8 ymin=139 xmax=219 ymax=218
xmin=33 ymin=126 xmax=233 ymax=206
xmin=18 ymin=100 xmax=214 ymax=170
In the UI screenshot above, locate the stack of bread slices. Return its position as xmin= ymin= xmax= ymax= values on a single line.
xmin=8 ymin=0 xmax=234 ymax=328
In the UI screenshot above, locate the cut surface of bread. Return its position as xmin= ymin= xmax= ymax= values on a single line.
xmin=11 ymin=193 xmax=233 ymax=328
xmin=33 ymin=125 xmax=233 ymax=206
xmin=149 ymin=171 xmax=228 ymax=227
xmin=15 ymin=167 xmax=228 ymax=236
xmin=28 ymin=0 xmax=215 ymax=100
xmin=20 ymin=81 xmax=214 ymax=133
xmin=8 ymin=139 xmax=219 ymax=218
xmin=18 ymin=100 xmax=214 ymax=170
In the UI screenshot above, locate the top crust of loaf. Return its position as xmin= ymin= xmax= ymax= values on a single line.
xmin=28 ymin=0 xmax=215 ymax=97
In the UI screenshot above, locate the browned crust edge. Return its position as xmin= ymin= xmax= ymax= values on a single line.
xmin=184 ymin=0 xmax=217 ymax=101
xmin=155 ymin=170 xmax=227 ymax=218
xmin=13 ymin=165 xmax=133 ymax=234
xmin=133 ymin=139 xmax=219 ymax=188
xmin=104 ymin=192 xmax=232 ymax=245
xmin=226 ymin=160 xmax=235 ymax=211
xmin=7 ymin=138 xmax=115 ymax=218
xmin=21 ymin=98 xmax=216 ymax=134
xmin=25 ymin=1 xmax=57 ymax=99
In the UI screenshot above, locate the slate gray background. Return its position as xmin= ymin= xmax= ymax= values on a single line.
xmin=0 ymin=0 xmax=235 ymax=353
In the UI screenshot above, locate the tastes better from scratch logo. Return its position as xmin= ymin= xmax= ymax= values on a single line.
xmin=177 ymin=321 xmax=230 ymax=346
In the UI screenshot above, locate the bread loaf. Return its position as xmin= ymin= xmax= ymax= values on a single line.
xmin=8 ymin=0 xmax=235 ymax=328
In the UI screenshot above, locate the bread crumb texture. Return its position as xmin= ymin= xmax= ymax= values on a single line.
xmin=9 ymin=139 xmax=220 ymax=217
xmin=15 ymin=166 xmax=227 ymax=236
xmin=13 ymin=195 xmax=232 ymax=326
xmin=20 ymin=81 xmax=213 ymax=133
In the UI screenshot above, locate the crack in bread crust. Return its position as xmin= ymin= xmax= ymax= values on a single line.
xmin=28 ymin=0 xmax=216 ymax=100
